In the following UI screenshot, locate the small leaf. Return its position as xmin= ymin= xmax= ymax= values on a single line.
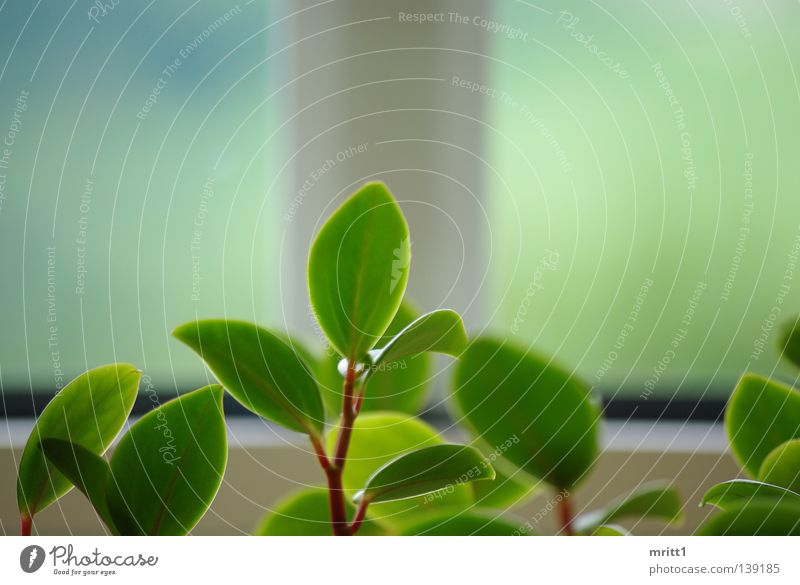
xmin=451 ymin=338 xmax=601 ymax=490
xmin=254 ymin=488 xmax=385 ymax=536
xmin=354 ymin=444 xmax=494 ymax=504
xmin=173 ymin=320 xmax=325 ymax=436
xmin=40 ymin=439 xmax=116 ymax=533
xmin=583 ymin=525 xmax=629 ymax=536
xmin=329 ymin=412 xmax=474 ymax=530
xmin=697 ymin=501 xmax=800 ymax=535
xmin=400 ymin=511 xmax=529 ymax=535
xmin=308 ymin=182 xmax=410 ymax=361
xmin=17 ymin=364 xmax=140 ymax=519
xmin=700 ymin=479 xmax=800 ymax=510
xmin=779 ymin=317 xmax=800 ymax=369
xmin=574 ymin=483 xmax=682 ymax=532
xmin=758 ymin=439 xmax=800 ymax=492
xmin=726 ymin=373 xmax=800 ymax=477
xmin=105 ymin=385 xmax=227 ymax=535
xmin=368 ymin=309 xmax=468 ymax=372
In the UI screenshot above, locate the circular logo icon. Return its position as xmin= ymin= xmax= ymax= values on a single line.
xmin=20 ymin=545 xmax=46 ymax=573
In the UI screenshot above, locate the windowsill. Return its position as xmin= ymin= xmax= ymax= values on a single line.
xmin=0 ymin=417 xmax=728 ymax=453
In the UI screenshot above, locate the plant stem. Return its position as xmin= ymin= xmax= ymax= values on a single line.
xmin=20 ymin=514 xmax=32 ymax=536
xmin=558 ymin=492 xmax=575 ymax=536
xmin=321 ymin=361 xmax=359 ymax=536
xmin=349 ymin=498 xmax=370 ymax=534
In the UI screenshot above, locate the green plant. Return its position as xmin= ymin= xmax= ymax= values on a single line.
xmin=18 ymin=181 xmax=685 ymax=537
xmin=446 ymin=337 xmax=683 ymax=536
xmin=174 ymin=182 xmax=492 ymax=535
xmin=696 ymin=318 xmax=800 ymax=535
xmin=16 ymin=365 xmax=227 ymax=535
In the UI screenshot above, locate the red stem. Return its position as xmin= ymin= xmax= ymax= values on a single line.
xmin=319 ymin=361 xmax=359 ymax=536
xmin=20 ymin=514 xmax=32 ymax=536
xmin=558 ymin=492 xmax=575 ymax=536
xmin=349 ymin=498 xmax=370 ymax=535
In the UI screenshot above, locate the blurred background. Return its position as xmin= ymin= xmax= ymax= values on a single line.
xmin=1 ymin=0 xmax=799 ymax=533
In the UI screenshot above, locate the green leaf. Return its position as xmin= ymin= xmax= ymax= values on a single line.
xmin=254 ymin=488 xmax=385 ymax=536
xmin=173 ymin=320 xmax=325 ymax=436
xmin=470 ymin=461 xmax=537 ymax=509
xmin=354 ymin=444 xmax=494 ymax=504
xmin=367 ymin=309 xmax=468 ymax=372
xmin=451 ymin=338 xmax=601 ymax=490
xmin=701 ymin=479 xmax=800 ymax=510
xmin=726 ymin=373 xmax=800 ymax=477
xmin=574 ymin=483 xmax=682 ymax=532
xmin=105 ymin=385 xmax=227 ymax=535
xmin=758 ymin=439 xmax=800 ymax=492
xmin=583 ymin=525 xmax=629 ymax=536
xmin=308 ymin=182 xmax=410 ymax=361
xmin=697 ymin=501 xmax=800 ymax=535
xmin=40 ymin=439 xmax=116 ymax=533
xmin=16 ymin=364 xmax=140 ymax=519
xmin=400 ymin=511 xmax=528 ymax=535
xmin=329 ymin=412 xmax=474 ymax=529
xmin=779 ymin=317 xmax=800 ymax=369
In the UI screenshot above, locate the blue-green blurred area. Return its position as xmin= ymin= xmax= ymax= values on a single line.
xmin=0 ymin=1 xmax=284 ymax=390
xmin=488 ymin=1 xmax=800 ymax=397
xmin=1 ymin=0 xmax=799 ymax=401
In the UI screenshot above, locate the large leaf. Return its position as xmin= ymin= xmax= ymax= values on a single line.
xmin=16 ymin=364 xmax=140 ymax=519
xmin=779 ymin=316 xmax=800 ymax=369
xmin=354 ymin=444 xmax=494 ymax=504
xmin=758 ymin=439 xmax=800 ymax=493
xmin=329 ymin=412 xmax=473 ymax=529
xmin=254 ymin=488 xmax=385 ymax=536
xmin=726 ymin=373 xmax=800 ymax=477
xmin=105 ymin=385 xmax=227 ymax=535
xmin=701 ymin=479 xmax=800 ymax=510
xmin=367 ymin=309 xmax=468 ymax=372
xmin=400 ymin=511 xmax=528 ymax=535
xmin=40 ymin=439 xmax=116 ymax=533
xmin=451 ymin=338 xmax=601 ymax=489
xmin=574 ymin=483 xmax=682 ymax=532
xmin=697 ymin=501 xmax=800 ymax=535
xmin=173 ymin=320 xmax=324 ymax=436
xmin=308 ymin=182 xmax=410 ymax=361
